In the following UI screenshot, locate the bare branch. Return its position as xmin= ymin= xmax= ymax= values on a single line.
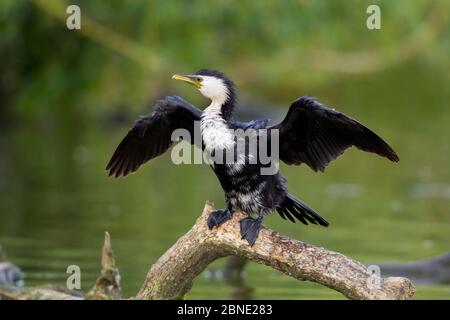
xmin=1 ymin=203 xmax=416 ymax=300
xmin=137 ymin=202 xmax=415 ymax=300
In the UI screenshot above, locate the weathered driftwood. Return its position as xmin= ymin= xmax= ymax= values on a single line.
xmin=137 ymin=201 xmax=415 ymax=300
xmin=1 ymin=201 xmax=416 ymax=300
xmin=86 ymin=232 xmax=122 ymax=299
xmin=0 ymin=233 xmax=119 ymax=300
xmin=0 ymin=284 xmax=83 ymax=300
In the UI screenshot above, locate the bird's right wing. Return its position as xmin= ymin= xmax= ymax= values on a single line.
xmin=106 ymin=96 xmax=202 ymax=177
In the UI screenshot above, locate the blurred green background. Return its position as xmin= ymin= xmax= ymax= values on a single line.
xmin=0 ymin=0 xmax=449 ymax=299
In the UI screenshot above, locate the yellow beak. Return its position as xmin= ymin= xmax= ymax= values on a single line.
xmin=172 ymin=74 xmax=201 ymax=88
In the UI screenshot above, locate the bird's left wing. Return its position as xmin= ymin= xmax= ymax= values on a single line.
xmin=269 ymin=96 xmax=399 ymax=172
xmin=106 ymin=96 xmax=202 ymax=177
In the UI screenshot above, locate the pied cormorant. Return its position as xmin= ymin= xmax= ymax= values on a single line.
xmin=106 ymin=69 xmax=399 ymax=246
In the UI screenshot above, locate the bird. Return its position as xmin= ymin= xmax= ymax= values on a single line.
xmin=106 ymin=69 xmax=399 ymax=246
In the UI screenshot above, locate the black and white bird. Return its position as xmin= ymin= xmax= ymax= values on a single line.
xmin=106 ymin=69 xmax=399 ymax=246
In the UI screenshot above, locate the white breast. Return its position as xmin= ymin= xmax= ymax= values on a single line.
xmin=201 ymin=103 xmax=234 ymax=151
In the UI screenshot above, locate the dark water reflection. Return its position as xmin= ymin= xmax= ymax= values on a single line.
xmin=1 ymin=63 xmax=450 ymax=299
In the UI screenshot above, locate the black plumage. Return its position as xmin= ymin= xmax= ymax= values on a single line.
xmin=106 ymin=96 xmax=202 ymax=177
xmin=270 ymin=96 xmax=399 ymax=172
xmin=107 ymin=69 xmax=399 ymax=246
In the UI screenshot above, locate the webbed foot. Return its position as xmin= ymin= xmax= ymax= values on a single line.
xmin=239 ymin=216 xmax=263 ymax=246
xmin=207 ymin=208 xmax=233 ymax=229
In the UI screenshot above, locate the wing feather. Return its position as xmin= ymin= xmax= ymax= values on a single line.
xmin=270 ymin=96 xmax=399 ymax=171
xmin=106 ymin=96 xmax=202 ymax=177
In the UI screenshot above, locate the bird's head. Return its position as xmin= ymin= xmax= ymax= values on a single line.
xmin=172 ymin=69 xmax=236 ymax=118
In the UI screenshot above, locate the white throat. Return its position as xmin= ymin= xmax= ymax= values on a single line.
xmin=198 ymin=76 xmax=229 ymax=106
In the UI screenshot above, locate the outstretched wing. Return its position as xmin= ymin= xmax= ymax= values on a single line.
xmin=106 ymin=96 xmax=202 ymax=177
xmin=269 ymin=96 xmax=399 ymax=172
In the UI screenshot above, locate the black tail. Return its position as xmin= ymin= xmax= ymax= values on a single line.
xmin=277 ymin=194 xmax=329 ymax=227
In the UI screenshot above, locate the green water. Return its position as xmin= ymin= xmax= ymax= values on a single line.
xmin=0 ymin=62 xmax=449 ymax=299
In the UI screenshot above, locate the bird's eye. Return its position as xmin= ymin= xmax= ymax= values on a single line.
xmin=196 ymin=77 xmax=202 ymax=82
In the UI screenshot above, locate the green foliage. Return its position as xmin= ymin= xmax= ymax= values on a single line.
xmin=0 ymin=0 xmax=449 ymax=121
